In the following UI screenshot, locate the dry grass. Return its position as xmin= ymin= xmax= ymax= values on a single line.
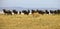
xmin=0 ymin=14 xmax=60 ymax=29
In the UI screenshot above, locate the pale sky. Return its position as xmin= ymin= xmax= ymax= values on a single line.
xmin=0 ymin=0 xmax=60 ymax=8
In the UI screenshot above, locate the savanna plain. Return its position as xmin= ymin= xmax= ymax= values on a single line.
xmin=0 ymin=14 xmax=60 ymax=29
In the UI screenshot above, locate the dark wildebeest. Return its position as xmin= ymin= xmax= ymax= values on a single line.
xmin=50 ymin=10 xmax=57 ymax=14
xmin=22 ymin=10 xmax=30 ymax=15
xmin=19 ymin=11 xmax=21 ymax=14
xmin=50 ymin=10 xmax=55 ymax=14
xmin=54 ymin=10 xmax=58 ymax=14
xmin=12 ymin=10 xmax=18 ymax=14
xmin=45 ymin=10 xmax=49 ymax=14
xmin=3 ymin=9 xmax=12 ymax=15
xmin=31 ymin=10 xmax=38 ymax=14
xmin=56 ymin=9 xmax=60 ymax=14
xmin=50 ymin=10 xmax=58 ymax=14
xmin=37 ymin=10 xmax=45 ymax=15
xmin=54 ymin=10 xmax=60 ymax=14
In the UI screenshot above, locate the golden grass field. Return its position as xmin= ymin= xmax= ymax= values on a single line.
xmin=0 ymin=14 xmax=60 ymax=29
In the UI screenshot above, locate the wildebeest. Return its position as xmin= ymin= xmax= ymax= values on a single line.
xmin=3 ymin=9 xmax=12 ymax=15
xmin=50 ymin=10 xmax=60 ymax=14
xmin=12 ymin=10 xmax=18 ymax=14
xmin=19 ymin=11 xmax=21 ymax=14
xmin=45 ymin=10 xmax=49 ymax=14
xmin=22 ymin=10 xmax=30 ymax=15
xmin=56 ymin=9 xmax=60 ymax=14
xmin=31 ymin=10 xmax=38 ymax=14
xmin=50 ymin=10 xmax=55 ymax=14
xmin=50 ymin=10 xmax=57 ymax=14
xmin=37 ymin=10 xmax=45 ymax=15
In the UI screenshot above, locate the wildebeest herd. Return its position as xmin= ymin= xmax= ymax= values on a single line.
xmin=2 ymin=9 xmax=60 ymax=15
